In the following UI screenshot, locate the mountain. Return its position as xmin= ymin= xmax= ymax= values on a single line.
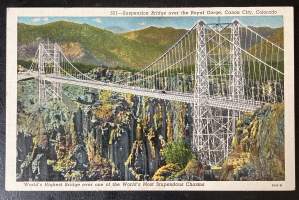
xmin=17 ymin=21 xmax=283 ymax=71
xmin=245 ymin=27 xmax=284 ymax=67
xmin=122 ymin=26 xmax=187 ymax=49
xmin=266 ymin=27 xmax=283 ymax=47
xmin=17 ymin=21 xmax=186 ymax=69
xmin=105 ymin=26 xmax=129 ymax=33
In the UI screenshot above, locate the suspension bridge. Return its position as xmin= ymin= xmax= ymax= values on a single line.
xmin=17 ymin=20 xmax=284 ymax=166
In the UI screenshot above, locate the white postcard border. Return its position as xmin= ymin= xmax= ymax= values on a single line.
xmin=6 ymin=7 xmax=295 ymax=191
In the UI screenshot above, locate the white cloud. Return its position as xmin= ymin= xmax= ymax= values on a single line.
xmin=32 ymin=18 xmax=41 ymax=22
xmin=94 ymin=18 xmax=102 ymax=23
xmin=137 ymin=22 xmax=146 ymax=26
xmin=31 ymin=17 xmax=49 ymax=23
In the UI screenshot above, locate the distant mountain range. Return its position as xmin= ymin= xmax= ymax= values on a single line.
xmin=105 ymin=26 xmax=129 ymax=33
xmin=17 ymin=21 xmax=283 ymax=70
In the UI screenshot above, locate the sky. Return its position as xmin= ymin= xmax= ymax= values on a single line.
xmin=18 ymin=16 xmax=283 ymax=33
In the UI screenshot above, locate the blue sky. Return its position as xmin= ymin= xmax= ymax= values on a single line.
xmin=18 ymin=16 xmax=283 ymax=32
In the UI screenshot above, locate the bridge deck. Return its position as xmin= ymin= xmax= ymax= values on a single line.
xmin=20 ymin=74 xmax=261 ymax=112
xmin=17 ymin=72 xmax=38 ymax=81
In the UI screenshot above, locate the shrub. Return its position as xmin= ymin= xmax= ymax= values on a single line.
xmin=162 ymin=139 xmax=193 ymax=168
xmin=152 ymin=163 xmax=181 ymax=181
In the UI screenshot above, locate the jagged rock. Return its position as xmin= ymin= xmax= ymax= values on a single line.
xmin=183 ymin=159 xmax=204 ymax=180
xmin=17 ymin=132 xmax=33 ymax=165
xmin=65 ymin=170 xmax=86 ymax=181
xmin=48 ymin=143 xmax=57 ymax=160
xmin=17 ymin=71 xmax=197 ymax=181
xmin=36 ymin=134 xmax=49 ymax=151
xmin=47 ymin=164 xmax=64 ymax=181
xmin=16 ymin=132 xmax=33 ymax=181
xmin=17 ymin=100 xmax=25 ymax=113
xmin=221 ymin=103 xmax=285 ymax=181
xmin=234 ymin=163 xmax=256 ymax=181
xmin=71 ymin=144 xmax=89 ymax=170
xmin=203 ymin=165 xmax=216 ymax=181
xmin=125 ymin=141 xmax=148 ymax=181
xmin=73 ymin=108 xmax=84 ymax=142
xmin=87 ymin=156 xmax=119 ymax=181
xmin=145 ymin=128 xmax=160 ymax=176
xmin=108 ymin=128 xmax=129 ymax=179
xmin=17 ymin=154 xmax=32 ymax=181
xmin=32 ymin=153 xmax=48 ymax=181
xmin=160 ymin=101 xmax=167 ymax=139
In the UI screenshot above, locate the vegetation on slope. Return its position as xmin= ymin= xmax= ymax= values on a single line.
xmin=18 ymin=21 xmax=186 ymax=69
xmin=122 ymin=26 xmax=186 ymax=49
xmin=162 ymin=138 xmax=193 ymax=168
xmin=221 ymin=103 xmax=284 ymax=181
xmin=18 ymin=21 xmax=283 ymax=74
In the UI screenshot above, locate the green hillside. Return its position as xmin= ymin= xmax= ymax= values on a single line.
xmin=247 ymin=27 xmax=284 ymax=68
xmin=122 ymin=26 xmax=186 ymax=49
xmin=266 ymin=27 xmax=283 ymax=47
xmin=17 ymin=21 xmax=283 ymax=73
xmin=17 ymin=21 xmax=186 ymax=69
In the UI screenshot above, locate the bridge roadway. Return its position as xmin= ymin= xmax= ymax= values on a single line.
xmin=17 ymin=72 xmax=262 ymax=112
xmin=17 ymin=72 xmax=38 ymax=81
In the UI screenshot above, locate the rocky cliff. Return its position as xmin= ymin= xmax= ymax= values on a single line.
xmin=16 ymin=73 xmax=194 ymax=181
xmin=220 ymin=103 xmax=285 ymax=181
xmin=16 ymin=72 xmax=285 ymax=181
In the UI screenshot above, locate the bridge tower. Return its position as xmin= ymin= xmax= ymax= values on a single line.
xmin=53 ymin=43 xmax=63 ymax=101
xmin=229 ymin=20 xmax=245 ymax=139
xmin=230 ymin=20 xmax=245 ymax=100
xmin=37 ymin=42 xmax=62 ymax=105
xmin=38 ymin=43 xmax=46 ymax=104
xmin=193 ymin=20 xmax=246 ymax=166
xmin=192 ymin=21 xmax=214 ymax=164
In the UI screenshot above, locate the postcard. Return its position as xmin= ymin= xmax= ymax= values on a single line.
xmin=6 ymin=7 xmax=295 ymax=191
